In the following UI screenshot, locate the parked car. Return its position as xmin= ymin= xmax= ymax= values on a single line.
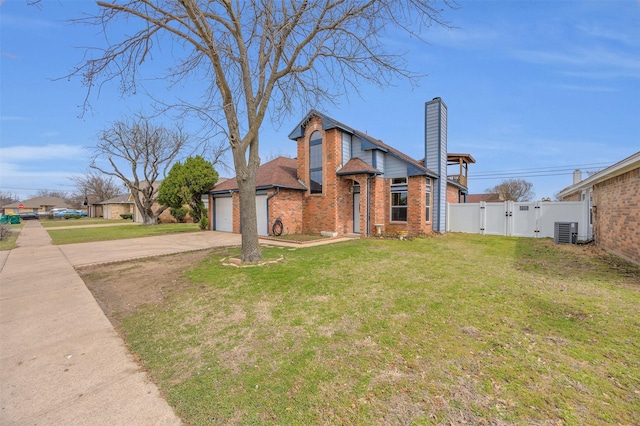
xmin=18 ymin=212 xmax=39 ymax=220
xmin=53 ymin=209 xmax=87 ymax=218
xmin=44 ymin=208 xmax=68 ymax=218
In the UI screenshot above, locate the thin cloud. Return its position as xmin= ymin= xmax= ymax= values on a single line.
xmin=552 ymin=83 xmax=618 ymax=93
xmin=0 ymin=144 xmax=86 ymax=161
xmin=0 ymin=13 xmax=59 ymax=32
xmin=513 ymin=46 xmax=640 ymax=79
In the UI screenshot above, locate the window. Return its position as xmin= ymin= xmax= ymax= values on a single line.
xmin=391 ymin=177 xmax=408 ymax=222
xmin=309 ymin=131 xmax=323 ymax=194
xmin=425 ymin=178 xmax=431 ymax=222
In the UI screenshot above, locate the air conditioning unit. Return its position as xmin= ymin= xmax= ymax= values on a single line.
xmin=554 ymin=222 xmax=578 ymax=244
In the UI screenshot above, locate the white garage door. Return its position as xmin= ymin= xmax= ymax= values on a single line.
xmin=214 ymin=197 xmax=233 ymax=232
xmin=256 ymin=195 xmax=268 ymax=236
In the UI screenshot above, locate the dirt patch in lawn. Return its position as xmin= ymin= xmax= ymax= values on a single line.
xmin=77 ymin=249 xmax=218 ymax=331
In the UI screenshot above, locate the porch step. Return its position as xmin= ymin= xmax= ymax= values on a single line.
xmin=344 ymin=233 xmax=360 ymax=239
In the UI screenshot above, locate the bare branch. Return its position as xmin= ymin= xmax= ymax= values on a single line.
xmin=91 ymin=114 xmax=188 ymax=224
xmin=68 ymin=0 xmax=456 ymax=259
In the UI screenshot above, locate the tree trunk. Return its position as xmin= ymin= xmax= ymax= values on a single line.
xmin=231 ymin=135 xmax=262 ymax=263
xmin=141 ymin=211 xmax=156 ymax=225
xmin=237 ymin=178 xmax=261 ymax=262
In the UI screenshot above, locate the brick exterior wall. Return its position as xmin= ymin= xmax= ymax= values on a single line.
xmin=289 ymin=114 xmax=463 ymax=237
xmin=447 ymin=184 xmax=461 ymax=204
xmin=381 ymin=176 xmax=433 ymax=235
xmin=592 ymin=167 xmax=640 ymax=265
xmin=561 ymin=193 xmax=581 ymax=202
xmin=156 ymin=203 xmax=184 ymax=223
xmin=232 ymin=193 xmax=241 ymax=234
xmin=106 ymin=203 xmax=133 ymax=220
xmin=298 ymin=117 xmax=347 ymax=235
xmin=407 ymin=176 xmax=428 ymax=235
xmin=266 ymin=188 xmax=304 ymax=235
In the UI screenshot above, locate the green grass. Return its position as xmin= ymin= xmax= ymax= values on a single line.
xmin=263 ymin=233 xmax=330 ymax=243
xmin=0 ymin=223 xmax=24 ymax=251
xmin=41 ymin=218 xmax=130 ymax=227
xmin=48 ymin=223 xmax=200 ymax=244
xmin=120 ymin=234 xmax=640 ymax=425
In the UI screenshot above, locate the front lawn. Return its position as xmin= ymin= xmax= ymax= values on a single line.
xmin=41 ymin=218 xmax=127 ymax=227
xmin=48 ymin=223 xmax=200 ymax=244
xmin=102 ymin=234 xmax=640 ymax=424
xmin=0 ymin=223 xmax=24 ymax=251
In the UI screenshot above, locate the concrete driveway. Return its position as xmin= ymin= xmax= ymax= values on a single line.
xmin=60 ymin=230 xmax=242 ymax=267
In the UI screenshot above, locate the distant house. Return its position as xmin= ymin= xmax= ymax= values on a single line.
xmin=100 ymin=181 xmax=180 ymax=223
xmin=209 ymin=98 xmax=475 ymax=237
xmin=557 ymin=151 xmax=640 ymax=265
xmin=466 ymin=193 xmax=502 ymax=203
xmin=2 ymin=196 xmax=69 ymax=215
xmin=99 ymin=194 xmax=135 ymax=220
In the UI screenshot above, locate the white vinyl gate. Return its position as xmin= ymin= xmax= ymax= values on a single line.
xmin=448 ymin=200 xmax=590 ymax=239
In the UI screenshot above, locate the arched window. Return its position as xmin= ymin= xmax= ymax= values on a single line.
xmin=309 ymin=131 xmax=323 ymax=194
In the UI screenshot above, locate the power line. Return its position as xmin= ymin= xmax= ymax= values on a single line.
xmin=470 ymin=162 xmax=610 ymax=177
xmin=467 ymin=162 xmax=608 ymax=180
xmin=469 ymin=171 xmax=588 ymax=180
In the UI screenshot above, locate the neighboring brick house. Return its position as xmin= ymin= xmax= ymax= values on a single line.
xmin=2 ymin=196 xmax=69 ymax=215
xmin=557 ymin=151 xmax=640 ymax=265
xmin=466 ymin=193 xmax=503 ymax=203
xmin=210 ymin=98 xmax=474 ymax=237
xmin=101 ymin=181 xmax=175 ymax=223
xmin=99 ymin=194 xmax=135 ymax=220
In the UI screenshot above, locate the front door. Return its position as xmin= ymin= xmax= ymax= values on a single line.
xmin=353 ymin=192 xmax=361 ymax=234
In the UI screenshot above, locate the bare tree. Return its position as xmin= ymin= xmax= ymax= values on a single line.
xmin=35 ymin=189 xmax=72 ymax=201
xmin=71 ymin=171 xmax=125 ymax=203
xmin=485 ymin=179 xmax=535 ymax=202
xmin=91 ymin=115 xmax=188 ymax=225
xmin=70 ymin=0 xmax=454 ymax=261
xmin=0 ymin=192 xmax=19 ymax=208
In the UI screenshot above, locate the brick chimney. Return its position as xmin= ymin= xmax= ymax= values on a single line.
xmin=425 ymin=97 xmax=447 ymax=233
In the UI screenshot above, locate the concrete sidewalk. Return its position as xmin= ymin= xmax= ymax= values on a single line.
xmin=0 ymin=221 xmax=182 ymax=425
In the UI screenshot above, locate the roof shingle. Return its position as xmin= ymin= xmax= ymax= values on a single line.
xmin=211 ymin=157 xmax=306 ymax=192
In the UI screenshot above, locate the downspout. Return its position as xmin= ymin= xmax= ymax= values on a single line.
xmin=266 ymin=187 xmax=280 ymax=236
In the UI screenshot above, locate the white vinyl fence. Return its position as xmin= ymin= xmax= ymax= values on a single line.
xmin=448 ymin=200 xmax=591 ymax=239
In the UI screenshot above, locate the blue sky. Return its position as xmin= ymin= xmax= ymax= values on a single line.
xmin=1 ymin=0 xmax=639 ymax=201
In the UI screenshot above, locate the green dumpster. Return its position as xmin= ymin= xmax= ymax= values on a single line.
xmin=0 ymin=215 xmax=8 ymax=224
xmin=10 ymin=215 xmax=20 ymax=224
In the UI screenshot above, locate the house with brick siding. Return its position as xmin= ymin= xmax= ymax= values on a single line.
xmin=557 ymin=151 xmax=640 ymax=265
xmin=209 ymin=98 xmax=474 ymax=237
